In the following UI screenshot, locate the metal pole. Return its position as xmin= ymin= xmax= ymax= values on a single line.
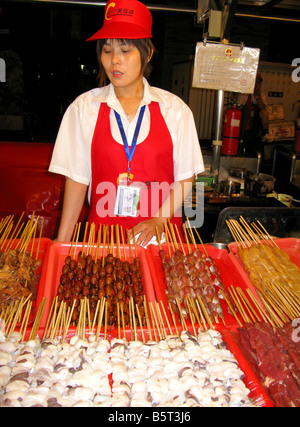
xmin=211 ymin=89 xmax=225 ymax=183
xmin=8 ymin=0 xmax=197 ymax=14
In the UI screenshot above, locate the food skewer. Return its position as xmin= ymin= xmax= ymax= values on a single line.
xmin=136 ymin=303 xmax=145 ymax=343
xmin=29 ymin=297 xmax=47 ymax=341
xmin=4 ymin=212 xmax=25 ymax=253
xmin=236 ymin=287 xmax=261 ymax=323
xmin=155 ymin=300 xmax=167 ymax=338
xmin=228 ymin=286 xmax=251 ymax=323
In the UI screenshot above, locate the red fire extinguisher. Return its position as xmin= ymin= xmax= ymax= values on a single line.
xmin=222 ymin=105 xmax=242 ymax=156
xmin=295 ymin=116 xmax=300 ymax=154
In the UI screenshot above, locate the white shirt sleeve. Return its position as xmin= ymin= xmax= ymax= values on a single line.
xmin=160 ymin=93 xmax=204 ymax=182
xmin=174 ymin=102 xmax=204 ymax=181
xmin=49 ymin=97 xmax=93 ymax=186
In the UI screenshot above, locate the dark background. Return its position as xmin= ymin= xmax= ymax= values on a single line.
xmin=0 ymin=0 xmax=299 ymax=142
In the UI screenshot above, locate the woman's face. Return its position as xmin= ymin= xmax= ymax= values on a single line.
xmin=101 ymin=39 xmax=143 ymax=91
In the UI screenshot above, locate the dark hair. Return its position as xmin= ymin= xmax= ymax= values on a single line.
xmin=96 ymin=38 xmax=155 ymax=87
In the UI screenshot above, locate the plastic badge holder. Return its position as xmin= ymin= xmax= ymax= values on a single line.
xmin=36 ymin=242 xmax=156 ymax=334
xmin=1 ymin=238 xmax=52 ymax=327
xmin=145 ymin=243 xmax=263 ymax=329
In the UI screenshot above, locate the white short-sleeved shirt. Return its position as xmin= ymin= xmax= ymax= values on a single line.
xmin=49 ymin=78 xmax=204 ymax=190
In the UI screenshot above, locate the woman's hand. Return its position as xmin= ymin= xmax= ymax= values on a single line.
xmin=127 ymin=217 xmax=167 ymax=247
xmin=127 ymin=176 xmax=195 ymax=247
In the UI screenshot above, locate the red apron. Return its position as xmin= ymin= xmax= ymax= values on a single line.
xmin=88 ymin=101 xmax=183 ymax=237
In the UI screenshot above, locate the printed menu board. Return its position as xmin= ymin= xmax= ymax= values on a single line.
xmin=192 ymin=42 xmax=260 ymax=94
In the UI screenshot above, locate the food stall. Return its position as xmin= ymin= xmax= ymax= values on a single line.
xmin=1 ymin=212 xmax=300 ymax=408
xmin=1 ymin=0 xmax=300 ymax=410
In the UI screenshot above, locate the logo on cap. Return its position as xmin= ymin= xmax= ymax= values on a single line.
xmin=105 ymin=2 xmax=135 ymax=21
xmin=105 ymin=2 xmax=115 ymax=20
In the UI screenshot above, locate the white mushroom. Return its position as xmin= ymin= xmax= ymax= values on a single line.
xmin=0 ymin=350 xmax=13 ymax=366
xmin=0 ymin=365 xmax=11 ymax=387
xmin=0 ymin=341 xmax=17 ymax=354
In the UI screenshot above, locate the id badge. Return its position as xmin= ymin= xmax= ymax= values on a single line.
xmin=114 ymin=184 xmax=140 ymax=217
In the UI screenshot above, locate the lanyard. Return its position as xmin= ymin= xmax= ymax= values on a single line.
xmin=114 ymin=105 xmax=146 ymax=182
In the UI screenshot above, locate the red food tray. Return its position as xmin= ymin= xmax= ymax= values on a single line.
xmin=220 ymin=326 xmax=275 ymax=407
xmin=111 ymin=322 xmax=274 ymax=407
xmin=228 ymin=238 xmax=300 ymax=306
xmin=33 ymin=322 xmax=273 ymax=407
xmin=37 ymin=242 xmax=156 ymax=332
xmin=145 ymin=243 xmax=266 ymax=328
xmin=1 ymin=238 xmax=52 ymax=326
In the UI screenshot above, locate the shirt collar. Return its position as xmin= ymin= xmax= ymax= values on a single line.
xmin=93 ymin=77 xmax=165 ymax=109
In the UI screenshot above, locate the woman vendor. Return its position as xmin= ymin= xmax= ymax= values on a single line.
xmin=49 ymin=0 xmax=204 ymax=247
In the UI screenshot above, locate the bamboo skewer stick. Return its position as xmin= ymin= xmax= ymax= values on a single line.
xmin=246 ymin=289 xmax=269 ymax=323
xmin=167 ymin=219 xmax=178 ymax=250
xmin=196 ymin=295 xmax=214 ymax=330
xmin=73 ymin=223 xmax=81 ymax=260
xmin=160 ymin=300 xmax=172 ymax=336
xmin=29 ymin=297 xmax=47 ymax=341
xmin=130 ymin=297 xmax=138 ymax=341
xmin=185 ymin=297 xmax=196 ymax=336
xmin=136 ymin=304 xmax=145 ymax=343
xmin=0 ymin=218 xmax=14 ymax=251
xmin=187 ymin=295 xmax=203 ymax=331
xmin=91 ymin=299 xmax=101 ymax=336
xmin=273 ymin=281 xmax=300 ymax=318
xmin=258 ymin=291 xmax=283 ymax=327
xmin=120 ymin=226 xmax=127 ymax=262
xmin=219 ymin=290 xmax=242 ymax=327
xmin=5 ymin=212 xmax=25 ymax=252
xmin=257 ymin=220 xmax=279 ymax=248
xmin=126 ymin=230 xmax=133 ymax=263
xmin=182 ymin=224 xmax=191 ymax=254
xmin=6 ymin=300 xmax=23 ymax=339
xmin=228 ymin=286 xmax=250 ymax=323
xmin=168 ymin=302 xmax=179 ymax=337
xmin=96 ymin=298 xmax=105 ymax=340
xmin=132 ymin=227 xmax=138 ymax=259
xmin=120 ymin=301 xmax=126 ymax=339
xmin=82 ymin=222 xmax=89 ymax=257
xmin=21 ymin=301 xmax=33 ymax=341
xmin=163 ymin=223 xmax=172 ymax=257
xmin=174 ymin=225 xmax=185 ymax=255
xmin=149 ymin=302 xmax=161 ymax=341
xmin=117 ymin=303 xmax=121 ymax=339
xmin=175 ymin=298 xmax=187 ymax=331
xmin=236 ymin=288 xmax=257 ymax=323
xmin=115 ymin=224 xmax=121 ymax=260
xmin=143 ymin=295 xmax=152 ymax=341
xmin=104 ymin=300 xmax=108 ymax=341
xmin=236 ymin=287 xmax=261 ymax=323
xmin=62 ymin=299 xmax=77 ymax=343
xmin=155 ymin=301 xmax=166 ymax=338
xmin=42 ymin=297 xmax=57 ymax=341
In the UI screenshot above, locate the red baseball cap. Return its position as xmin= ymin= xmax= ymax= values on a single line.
xmin=87 ymin=0 xmax=152 ymax=41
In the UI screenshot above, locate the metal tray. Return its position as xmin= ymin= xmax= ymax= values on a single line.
xmin=214 ymin=207 xmax=300 ymax=244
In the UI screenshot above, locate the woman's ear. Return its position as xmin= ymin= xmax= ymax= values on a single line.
xmin=147 ymin=47 xmax=154 ymax=63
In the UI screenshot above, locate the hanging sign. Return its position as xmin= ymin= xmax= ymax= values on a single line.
xmin=192 ymin=42 xmax=260 ymax=94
